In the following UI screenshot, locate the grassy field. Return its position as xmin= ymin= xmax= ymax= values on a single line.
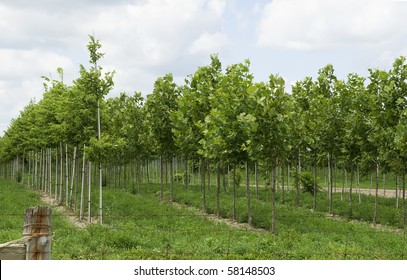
xmin=1 ymin=178 xmax=406 ymax=260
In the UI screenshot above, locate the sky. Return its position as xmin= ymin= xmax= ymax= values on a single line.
xmin=1 ymin=0 xmax=407 ymax=136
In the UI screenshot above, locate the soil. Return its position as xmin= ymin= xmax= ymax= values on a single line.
xmin=40 ymin=194 xmax=95 ymax=228
xmin=331 ymin=188 xmax=401 ymax=198
xmin=171 ymin=202 xmax=269 ymax=233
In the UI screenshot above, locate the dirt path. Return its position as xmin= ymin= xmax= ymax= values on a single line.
xmin=40 ymin=194 xmax=94 ymax=228
xmin=171 ymin=202 xmax=269 ymax=234
xmin=325 ymin=212 xmax=405 ymax=234
xmin=329 ymin=188 xmax=401 ymax=198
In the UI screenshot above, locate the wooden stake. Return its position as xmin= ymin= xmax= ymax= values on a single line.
xmin=23 ymin=206 xmax=52 ymax=260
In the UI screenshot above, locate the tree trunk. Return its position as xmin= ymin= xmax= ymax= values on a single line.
xmin=295 ymin=155 xmax=300 ymax=207
xmin=88 ymin=161 xmax=92 ymax=223
xmin=281 ymin=161 xmax=285 ymax=204
xmin=402 ymin=172 xmax=406 ymax=227
xmin=245 ymin=161 xmax=252 ymax=226
xmin=216 ymin=164 xmax=221 ymax=217
xmin=207 ymin=159 xmax=211 ymax=191
xmin=383 ymin=173 xmax=386 ymax=197
xmin=185 ymin=157 xmax=189 ymax=189
xmin=99 ymin=158 xmax=103 ymax=225
xmin=396 ymin=174 xmax=399 ymax=208
xmin=373 ymin=160 xmax=379 ymax=225
xmin=271 ymin=161 xmax=276 ymax=234
xmin=138 ymin=161 xmax=142 ymax=194
xmin=328 ymin=153 xmax=333 ymax=215
xmin=118 ymin=160 xmax=122 ymax=189
xmin=146 ymin=158 xmax=150 ymax=184
xmin=233 ymin=165 xmax=236 ymax=220
xmin=170 ymin=157 xmax=174 ymax=202
xmin=131 ymin=159 xmax=135 ymax=194
xmin=65 ymin=145 xmax=69 ymax=206
xmin=22 ymin=151 xmax=25 ymax=186
xmin=357 ymin=164 xmax=361 ymax=203
xmin=287 ymin=163 xmax=290 ymax=191
xmin=201 ymin=158 xmax=206 ymax=212
xmin=59 ymin=144 xmax=63 ymax=203
xmin=48 ymin=148 xmax=52 ymax=195
xmin=349 ymin=163 xmax=354 ymax=218
xmin=69 ymin=146 xmax=77 ymax=208
xmin=341 ymin=164 xmax=345 ymax=201
xmin=55 ymin=148 xmax=58 ymax=200
xmin=160 ymin=156 xmax=163 ymax=201
xmin=255 ymin=161 xmax=259 ymax=199
xmin=313 ymin=159 xmax=317 ymax=211
xmin=80 ymin=145 xmax=86 ymax=220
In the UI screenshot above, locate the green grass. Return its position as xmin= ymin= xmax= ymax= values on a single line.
xmin=1 ymin=178 xmax=406 ymax=260
xmin=0 ymin=178 xmax=41 ymax=242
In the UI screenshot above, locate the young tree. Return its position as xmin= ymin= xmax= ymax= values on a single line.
xmin=144 ymin=74 xmax=180 ymax=201
xmin=242 ymin=74 xmax=291 ymax=232
xmin=199 ymin=59 xmax=253 ymax=221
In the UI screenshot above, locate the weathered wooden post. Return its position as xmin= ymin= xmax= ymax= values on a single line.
xmin=23 ymin=206 xmax=52 ymax=260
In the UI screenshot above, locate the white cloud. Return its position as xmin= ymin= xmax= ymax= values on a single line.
xmin=0 ymin=0 xmax=230 ymax=136
xmin=207 ymin=0 xmax=226 ymax=16
xmin=256 ymin=0 xmax=403 ymax=50
xmin=188 ymin=31 xmax=230 ymax=55
xmin=0 ymin=49 xmax=74 ymax=80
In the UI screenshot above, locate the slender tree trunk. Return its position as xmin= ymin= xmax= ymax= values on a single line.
xmin=357 ymin=164 xmax=361 ymax=203
xmin=137 ymin=161 xmax=142 ymax=194
xmin=222 ymin=164 xmax=227 ymax=193
xmin=281 ymin=161 xmax=285 ymax=204
xmin=22 ymin=151 xmax=25 ymax=186
xmin=313 ymin=158 xmax=317 ymax=211
xmin=255 ymin=161 xmax=259 ymax=199
xmin=28 ymin=151 xmax=31 ymax=188
xmin=245 ymin=161 xmax=252 ymax=226
xmin=59 ymin=143 xmax=63 ymax=203
xmin=146 ymin=158 xmax=150 ymax=184
xmin=341 ymin=164 xmax=345 ymax=201
xmin=328 ymin=153 xmax=333 ymax=215
xmin=124 ymin=159 xmax=127 ymax=191
xmin=118 ymin=160 xmax=122 ymax=189
xmin=216 ymin=164 xmax=221 ymax=217
xmin=41 ymin=150 xmax=45 ymax=192
xmin=65 ymin=144 xmax=69 ymax=206
xmin=373 ymin=160 xmax=380 ymax=225
xmin=69 ymin=146 xmax=77 ymax=207
xmin=160 ymin=156 xmax=163 ymax=201
xmin=131 ymin=159 xmax=135 ymax=194
xmin=402 ymin=172 xmax=406 ymax=227
xmin=80 ymin=145 xmax=86 ymax=220
xmin=383 ymin=173 xmax=386 ymax=196
xmin=295 ymin=154 xmax=300 ymax=207
xmin=201 ymin=158 xmax=206 ymax=212
xmin=49 ymin=148 xmax=52 ymax=196
xmin=99 ymin=157 xmax=103 ymax=225
xmin=287 ymin=163 xmax=290 ymax=191
xmin=271 ymin=161 xmax=276 ymax=234
xmin=35 ymin=150 xmax=38 ymax=190
xmin=88 ymin=161 xmax=92 ymax=223
xmin=55 ymin=148 xmax=58 ymax=200
xmin=233 ymin=165 xmax=236 ymax=220
xmin=170 ymin=157 xmax=174 ymax=202
xmin=207 ymin=159 xmax=211 ymax=191
xmin=396 ymin=174 xmax=399 ymax=208
xmin=185 ymin=157 xmax=189 ymax=189
xmin=349 ymin=163 xmax=354 ymax=218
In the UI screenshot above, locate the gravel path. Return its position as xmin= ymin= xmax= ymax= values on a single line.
xmin=330 ymin=188 xmax=402 ymax=198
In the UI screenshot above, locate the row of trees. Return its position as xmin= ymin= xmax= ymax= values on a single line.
xmin=0 ymin=37 xmax=406 ymax=229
